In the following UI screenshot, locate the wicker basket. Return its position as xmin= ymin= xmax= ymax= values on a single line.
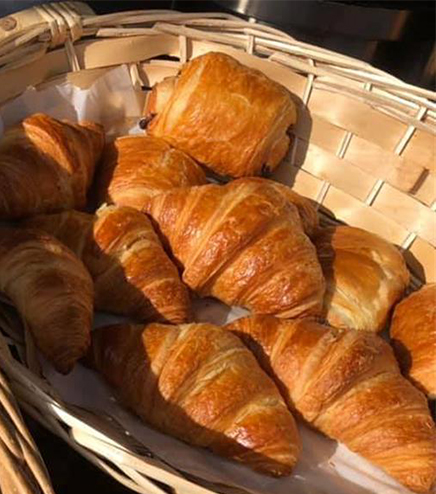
xmin=0 ymin=2 xmax=435 ymax=493
xmin=0 ymin=306 xmax=54 ymax=494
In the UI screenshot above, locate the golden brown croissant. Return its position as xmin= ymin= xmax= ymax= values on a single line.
xmin=145 ymin=52 xmax=297 ymax=177
xmin=0 ymin=113 xmax=104 ymax=219
xmin=0 ymin=227 xmax=93 ymax=373
xmin=24 ymin=205 xmax=191 ymax=323
xmin=90 ymin=322 xmax=301 ymax=476
xmin=238 ymin=178 xmax=319 ymax=237
xmin=226 ymin=315 xmax=436 ymax=493
xmin=144 ymin=178 xmax=325 ymax=318
xmin=314 ymin=226 xmax=410 ymax=332
xmin=94 ymin=135 xmax=206 ymax=210
xmin=390 ymin=284 xmax=436 ymax=399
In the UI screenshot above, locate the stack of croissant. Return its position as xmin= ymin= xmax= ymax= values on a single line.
xmin=0 ymin=53 xmax=434 ymax=493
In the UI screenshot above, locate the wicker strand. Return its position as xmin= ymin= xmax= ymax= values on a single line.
xmin=0 ymin=6 xmax=435 ymax=494
xmin=394 ymin=106 xmax=428 ymax=155
xmin=52 ymin=2 xmax=83 ymax=43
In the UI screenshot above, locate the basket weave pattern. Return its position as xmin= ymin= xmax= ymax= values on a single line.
xmin=0 ymin=2 xmax=435 ymax=493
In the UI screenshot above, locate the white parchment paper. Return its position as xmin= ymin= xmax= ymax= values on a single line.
xmin=1 ymin=66 xmax=416 ymax=494
xmin=0 ymin=65 xmax=143 ymax=137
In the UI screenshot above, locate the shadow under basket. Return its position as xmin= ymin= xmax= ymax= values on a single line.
xmin=0 ymin=2 xmax=435 ymax=494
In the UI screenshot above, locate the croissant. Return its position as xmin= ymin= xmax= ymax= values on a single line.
xmin=226 ymin=315 xmax=436 ymax=493
xmin=0 ymin=113 xmax=104 ymax=219
xmin=314 ymin=226 xmax=410 ymax=332
xmin=390 ymin=284 xmax=436 ymax=399
xmin=90 ymin=322 xmax=301 ymax=476
xmin=144 ymin=178 xmax=325 ymax=318
xmin=0 ymin=227 xmax=93 ymax=373
xmin=145 ymin=52 xmax=297 ymax=177
xmin=24 ymin=205 xmax=191 ymax=323
xmin=239 ymin=178 xmax=319 ymax=237
xmin=94 ymin=135 xmax=206 ymax=210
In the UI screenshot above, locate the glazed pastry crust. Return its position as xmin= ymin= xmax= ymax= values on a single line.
xmin=95 ymin=135 xmax=206 ymax=210
xmin=90 ymin=322 xmax=301 ymax=476
xmin=0 ymin=227 xmax=93 ymax=373
xmin=146 ymin=52 xmax=297 ymax=177
xmin=227 ymin=315 xmax=436 ymax=493
xmin=24 ymin=205 xmax=191 ymax=323
xmin=0 ymin=113 xmax=104 ymax=219
xmin=314 ymin=226 xmax=410 ymax=332
xmin=390 ymin=283 xmax=436 ymax=399
xmin=145 ymin=178 xmax=325 ymax=318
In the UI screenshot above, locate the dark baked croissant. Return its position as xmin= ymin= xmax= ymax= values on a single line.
xmin=0 ymin=227 xmax=93 ymax=373
xmin=145 ymin=52 xmax=297 ymax=177
xmin=144 ymin=178 xmax=325 ymax=318
xmin=90 ymin=322 xmax=301 ymax=476
xmin=24 ymin=205 xmax=191 ymax=323
xmin=94 ymin=135 xmax=206 ymax=210
xmin=226 ymin=315 xmax=436 ymax=493
xmin=314 ymin=226 xmax=410 ymax=332
xmin=390 ymin=283 xmax=436 ymax=399
xmin=0 ymin=113 xmax=104 ymax=219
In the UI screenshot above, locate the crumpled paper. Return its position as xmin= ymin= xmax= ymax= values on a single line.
xmin=1 ymin=65 xmax=415 ymax=494
xmin=0 ymin=65 xmax=144 ymax=138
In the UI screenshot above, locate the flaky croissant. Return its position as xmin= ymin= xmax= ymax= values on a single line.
xmin=144 ymin=178 xmax=325 ymax=318
xmin=314 ymin=226 xmax=410 ymax=332
xmin=24 ymin=205 xmax=191 ymax=323
xmin=145 ymin=52 xmax=297 ymax=177
xmin=226 ymin=315 xmax=436 ymax=493
xmin=0 ymin=228 xmax=93 ymax=373
xmin=94 ymin=135 xmax=206 ymax=210
xmin=390 ymin=284 xmax=436 ymax=399
xmin=90 ymin=322 xmax=301 ymax=476
xmin=0 ymin=113 xmax=104 ymax=219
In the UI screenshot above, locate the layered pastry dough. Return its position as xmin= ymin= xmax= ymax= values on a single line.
xmin=0 ymin=113 xmax=104 ymax=219
xmin=240 ymin=178 xmax=319 ymax=237
xmin=25 ymin=205 xmax=191 ymax=323
xmin=90 ymin=322 xmax=301 ymax=476
xmin=314 ymin=226 xmax=410 ymax=332
xmin=95 ymin=135 xmax=206 ymax=210
xmin=145 ymin=52 xmax=297 ymax=177
xmin=144 ymin=178 xmax=325 ymax=318
xmin=0 ymin=227 xmax=93 ymax=373
xmin=227 ymin=315 xmax=436 ymax=493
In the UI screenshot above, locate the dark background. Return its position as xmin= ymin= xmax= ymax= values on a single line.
xmin=1 ymin=0 xmax=435 ymax=87
xmin=1 ymin=1 xmax=435 ymax=493
xmin=26 ymin=416 xmax=135 ymax=493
